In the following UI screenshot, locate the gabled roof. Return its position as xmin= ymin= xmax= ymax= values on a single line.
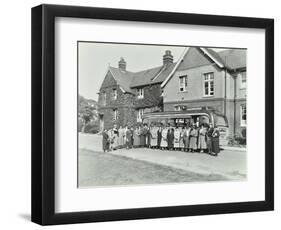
xmin=130 ymin=63 xmax=176 ymax=88
xmin=108 ymin=62 xmax=178 ymax=93
xmin=107 ymin=47 xmax=246 ymax=93
xmin=202 ymin=48 xmax=225 ymax=68
xmin=108 ymin=66 xmax=135 ymax=93
xmin=217 ymin=49 xmax=246 ymax=70
xmin=161 ymin=47 xmax=246 ymax=88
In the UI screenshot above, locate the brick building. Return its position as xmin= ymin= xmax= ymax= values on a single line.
xmin=161 ymin=47 xmax=246 ymax=138
xmin=97 ymin=47 xmax=247 ymax=140
xmin=97 ymin=51 xmax=176 ymax=130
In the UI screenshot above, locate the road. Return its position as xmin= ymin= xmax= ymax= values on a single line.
xmin=78 ymin=133 xmax=247 ymax=187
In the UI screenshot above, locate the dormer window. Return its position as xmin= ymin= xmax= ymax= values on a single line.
xmin=112 ymin=89 xmax=117 ymax=100
xmin=137 ymin=88 xmax=144 ymax=99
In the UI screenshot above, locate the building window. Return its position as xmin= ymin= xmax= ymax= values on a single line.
xmin=137 ymin=109 xmax=144 ymax=122
xmin=240 ymin=104 xmax=247 ymax=127
xmin=112 ymin=89 xmax=117 ymax=100
xmin=179 ymin=75 xmax=188 ymax=92
xmin=113 ymin=109 xmax=118 ymax=121
xmin=137 ymin=88 xmax=144 ymax=99
xmin=239 ymin=72 xmax=247 ymax=89
xmin=203 ymin=72 xmax=214 ymax=96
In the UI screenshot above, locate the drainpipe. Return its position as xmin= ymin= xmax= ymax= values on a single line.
xmin=233 ymin=72 xmax=237 ymax=136
xmin=224 ymin=67 xmax=227 ymax=117
xmin=224 ymin=57 xmax=227 ymax=117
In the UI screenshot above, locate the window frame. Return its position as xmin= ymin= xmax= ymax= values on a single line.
xmin=113 ymin=109 xmax=118 ymax=121
xmin=112 ymin=88 xmax=117 ymax=100
xmin=137 ymin=108 xmax=144 ymax=122
xmin=239 ymin=72 xmax=247 ymax=89
xmin=137 ymin=88 xmax=144 ymax=99
xmin=179 ymin=75 xmax=188 ymax=92
xmin=240 ymin=104 xmax=247 ymax=127
xmin=203 ymin=72 xmax=215 ymax=97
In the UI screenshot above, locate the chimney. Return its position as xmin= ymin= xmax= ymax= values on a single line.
xmin=118 ymin=57 xmax=126 ymax=71
xmin=163 ymin=50 xmax=173 ymax=66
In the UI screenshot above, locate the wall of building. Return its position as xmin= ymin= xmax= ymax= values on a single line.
xmin=225 ymin=71 xmax=247 ymax=99
xmin=163 ymin=64 xmax=224 ymax=104
xmin=98 ymin=70 xmax=136 ymax=130
xmin=162 ymin=63 xmax=247 ymax=138
xmin=132 ymin=84 xmax=163 ymax=110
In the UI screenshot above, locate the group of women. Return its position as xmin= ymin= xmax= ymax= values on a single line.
xmin=102 ymin=123 xmax=220 ymax=156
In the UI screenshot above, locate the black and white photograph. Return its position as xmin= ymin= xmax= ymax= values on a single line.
xmin=78 ymin=42 xmax=247 ymax=188
xmin=29 ymin=3 xmax=274 ymax=226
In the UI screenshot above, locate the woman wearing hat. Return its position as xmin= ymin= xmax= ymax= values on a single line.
xmin=189 ymin=124 xmax=198 ymax=152
xmin=212 ymin=125 xmax=220 ymax=156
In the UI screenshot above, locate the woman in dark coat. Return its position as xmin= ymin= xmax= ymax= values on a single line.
xmin=167 ymin=127 xmax=174 ymax=150
xmin=157 ymin=126 xmax=162 ymax=149
xmin=212 ymin=125 xmax=220 ymax=156
xmin=102 ymin=129 xmax=109 ymax=152
xmin=206 ymin=123 xmax=214 ymax=154
xmin=125 ymin=127 xmax=132 ymax=149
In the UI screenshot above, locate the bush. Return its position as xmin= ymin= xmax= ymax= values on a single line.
xmin=83 ymin=122 xmax=99 ymax=134
xmin=227 ymin=129 xmax=246 ymax=146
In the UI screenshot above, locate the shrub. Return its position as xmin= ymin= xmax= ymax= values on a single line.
xmin=83 ymin=122 xmax=99 ymax=134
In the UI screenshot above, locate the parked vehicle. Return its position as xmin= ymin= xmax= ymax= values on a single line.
xmin=142 ymin=107 xmax=229 ymax=146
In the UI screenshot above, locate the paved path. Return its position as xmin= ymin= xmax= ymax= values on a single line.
xmin=79 ymin=133 xmax=247 ymax=181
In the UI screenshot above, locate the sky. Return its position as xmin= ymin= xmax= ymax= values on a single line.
xmin=78 ymin=42 xmax=226 ymax=101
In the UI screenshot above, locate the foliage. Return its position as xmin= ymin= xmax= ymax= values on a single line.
xmin=227 ymin=128 xmax=246 ymax=146
xmin=78 ymin=95 xmax=99 ymax=133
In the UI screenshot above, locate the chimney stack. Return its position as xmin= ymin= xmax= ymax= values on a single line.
xmin=118 ymin=57 xmax=126 ymax=71
xmin=163 ymin=50 xmax=173 ymax=66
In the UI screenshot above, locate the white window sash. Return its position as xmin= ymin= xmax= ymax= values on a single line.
xmin=240 ymin=105 xmax=247 ymax=127
xmin=137 ymin=88 xmax=144 ymax=99
xmin=203 ymin=73 xmax=214 ymax=96
xmin=179 ymin=75 xmax=187 ymax=92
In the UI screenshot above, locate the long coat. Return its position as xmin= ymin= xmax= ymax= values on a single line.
xmin=102 ymin=131 xmax=109 ymax=151
xmin=198 ymin=127 xmax=207 ymax=149
xmin=173 ymin=129 xmax=181 ymax=148
xmin=179 ymin=128 xmax=184 ymax=148
xmin=189 ymin=128 xmax=198 ymax=150
xmin=112 ymin=128 xmax=119 ymax=149
xmin=212 ymin=129 xmax=220 ymax=154
xmin=118 ymin=128 xmax=125 ymax=147
xmin=207 ymin=127 xmax=214 ymax=153
xmin=126 ymin=129 xmax=132 ymax=148
xmin=160 ymin=128 xmax=168 ymax=147
xmin=146 ymin=128 xmax=151 ymax=146
xmin=183 ymin=128 xmax=190 ymax=148
xmin=140 ymin=128 xmax=146 ymax=146
xmin=167 ymin=128 xmax=174 ymax=148
xmin=150 ymin=127 xmax=158 ymax=147
xmin=133 ymin=129 xmax=141 ymax=147
xmin=157 ymin=128 xmax=162 ymax=147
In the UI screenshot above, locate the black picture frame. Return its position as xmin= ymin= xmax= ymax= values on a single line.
xmin=31 ymin=4 xmax=274 ymax=225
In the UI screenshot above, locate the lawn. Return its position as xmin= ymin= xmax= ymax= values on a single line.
xmin=78 ymin=149 xmax=226 ymax=187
